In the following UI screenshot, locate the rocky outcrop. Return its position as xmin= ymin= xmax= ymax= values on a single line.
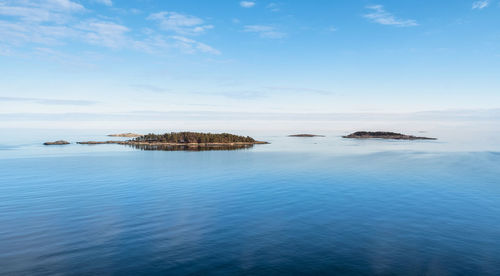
xmin=343 ymin=131 xmax=436 ymax=140
xmin=288 ymin=134 xmax=325 ymax=137
xmin=43 ymin=140 xmax=70 ymax=145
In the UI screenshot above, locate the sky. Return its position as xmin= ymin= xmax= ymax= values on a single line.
xmin=0 ymin=0 xmax=499 ymax=129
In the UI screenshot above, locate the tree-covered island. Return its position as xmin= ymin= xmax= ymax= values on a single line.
xmin=77 ymin=132 xmax=268 ymax=150
xmin=134 ymin=132 xmax=259 ymax=144
xmin=342 ymin=131 xmax=436 ymax=140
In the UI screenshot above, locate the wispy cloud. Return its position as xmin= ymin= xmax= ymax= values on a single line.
xmin=94 ymin=0 xmax=112 ymax=6
xmin=327 ymin=26 xmax=337 ymax=32
xmin=170 ymin=36 xmax=221 ymax=55
xmin=131 ymin=33 xmax=221 ymax=56
xmin=264 ymin=86 xmax=334 ymax=95
xmin=130 ymin=84 xmax=170 ymax=93
xmin=33 ymin=47 xmax=99 ymax=68
xmin=77 ymin=20 xmax=129 ymax=48
xmin=472 ymin=0 xmax=489 ymax=9
xmin=5 ymin=109 xmax=499 ymax=123
xmin=266 ymin=3 xmax=280 ymax=12
xmin=364 ymin=5 xmax=418 ymax=27
xmin=0 ymin=96 xmax=98 ymax=106
xmin=0 ymin=0 xmax=84 ymax=23
xmin=240 ymin=1 xmax=256 ymax=8
xmin=210 ymin=90 xmax=268 ymax=99
xmin=193 ymin=85 xmax=334 ymax=100
xmin=148 ymin=11 xmax=213 ymax=35
xmin=0 ymin=17 xmax=129 ymax=49
xmin=0 ymin=2 xmax=220 ymax=56
xmin=243 ymin=25 xmax=286 ymax=39
xmin=0 ymin=45 xmax=13 ymax=56
xmin=0 ymin=20 xmax=76 ymax=45
xmin=0 ymin=1 xmax=125 ymax=48
xmin=49 ymin=0 xmax=85 ymax=11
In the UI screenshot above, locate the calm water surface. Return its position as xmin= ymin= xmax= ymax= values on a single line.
xmin=1 ymin=129 xmax=500 ymax=275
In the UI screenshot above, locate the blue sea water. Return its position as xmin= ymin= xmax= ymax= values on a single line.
xmin=1 ymin=129 xmax=500 ymax=275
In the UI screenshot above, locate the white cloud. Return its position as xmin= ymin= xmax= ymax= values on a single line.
xmin=148 ymin=11 xmax=213 ymax=35
xmin=472 ymin=0 xmax=489 ymax=9
xmin=48 ymin=0 xmax=84 ymax=11
xmin=77 ymin=20 xmax=129 ymax=48
xmin=94 ymin=0 xmax=112 ymax=6
xmin=327 ymin=26 xmax=337 ymax=32
xmin=0 ymin=16 xmax=128 ymax=49
xmin=0 ymin=2 xmax=219 ymax=56
xmin=264 ymin=86 xmax=333 ymax=95
xmin=243 ymin=25 xmax=286 ymax=39
xmin=266 ymin=3 xmax=279 ymax=12
xmin=0 ymin=19 xmax=78 ymax=45
xmin=130 ymin=84 xmax=170 ymax=93
xmin=94 ymin=0 xmax=113 ymax=7
xmin=0 ymin=5 xmax=53 ymax=22
xmin=364 ymin=5 xmax=418 ymax=27
xmin=0 ymin=44 xmax=14 ymax=56
xmin=0 ymin=96 xmax=97 ymax=105
xmin=131 ymin=33 xmax=221 ymax=56
xmin=0 ymin=0 xmax=84 ymax=23
xmin=240 ymin=1 xmax=255 ymax=8
xmin=170 ymin=36 xmax=221 ymax=55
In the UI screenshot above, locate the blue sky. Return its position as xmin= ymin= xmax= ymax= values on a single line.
xmin=0 ymin=0 xmax=499 ymax=128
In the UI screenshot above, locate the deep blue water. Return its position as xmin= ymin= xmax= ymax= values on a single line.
xmin=1 ymin=131 xmax=500 ymax=275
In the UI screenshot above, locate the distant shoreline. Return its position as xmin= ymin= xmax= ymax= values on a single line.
xmin=107 ymin=133 xmax=142 ymax=137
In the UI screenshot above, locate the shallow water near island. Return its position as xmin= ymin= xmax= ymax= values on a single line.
xmin=1 ymin=128 xmax=500 ymax=275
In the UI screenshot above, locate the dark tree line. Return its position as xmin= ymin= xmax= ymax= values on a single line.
xmin=133 ymin=132 xmax=256 ymax=143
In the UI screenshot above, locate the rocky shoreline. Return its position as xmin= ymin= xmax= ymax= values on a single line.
xmin=343 ymin=131 xmax=436 ymax=140
xmin=288 ymin=134 xmax=325 ymax=137
xmin=77 ymin=141 xmax=269 ymax=146
xmin=43 ymin=140 xmax=70 ymax=145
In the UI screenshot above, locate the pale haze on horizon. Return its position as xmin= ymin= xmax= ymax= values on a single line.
xmin=0 ymin=0 xmax=499 ymax=129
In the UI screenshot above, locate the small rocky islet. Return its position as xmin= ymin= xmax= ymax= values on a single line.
xmin=288 ymin=134 xmax=325 ymax=137
xmin=43 ymin=140 xmax=70 ymax=145
xmin=343 ymin=131 xmax=436 ymax=140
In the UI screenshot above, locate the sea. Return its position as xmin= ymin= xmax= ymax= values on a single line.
xmin=1 ymin=127 xmax=500 ymax=275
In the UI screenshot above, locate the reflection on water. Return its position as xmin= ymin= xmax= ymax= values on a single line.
xmin=1 ymin=150 xmax=499 ymax=275
xmin=1 ymin=128 xmax=500 ymax=275
xmin=126 ymin=143 xmax=255 ymax=151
